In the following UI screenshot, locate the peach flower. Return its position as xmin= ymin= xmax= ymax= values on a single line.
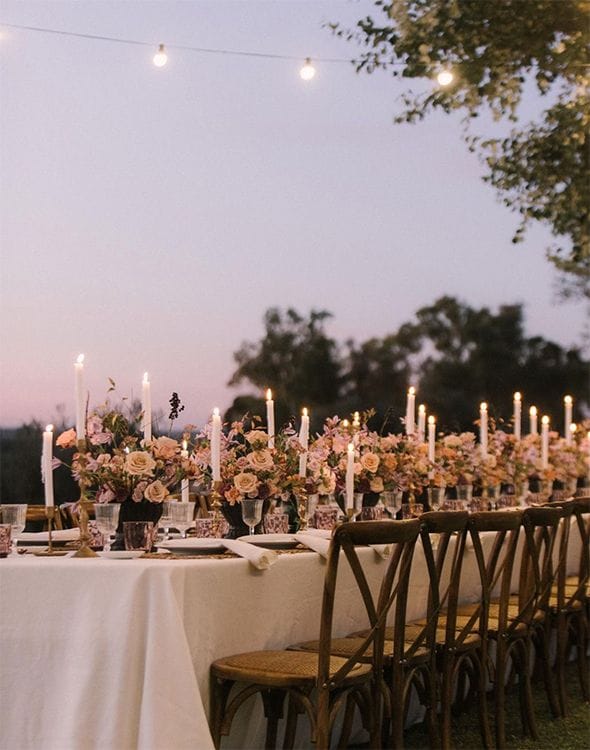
xmin=361 ymin=453 xmax=380 ymax=473
xmin=143 ymin=480 xmax=169 ymax=503
xmin=234 ymin=472 xmax=258 ymax=496
xmin=125 ymin=451 xmax=156 ymax=476
xmin=56 ymin=429 xmax=77 ymax=449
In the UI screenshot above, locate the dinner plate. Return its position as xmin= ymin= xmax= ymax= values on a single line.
xmin=97 ymin=551 xmax=145 ymax=559
xmin=159 ymin=538 xmax=226 ymax=554
xmin=236 ymin=533 xmax=298 ymax=549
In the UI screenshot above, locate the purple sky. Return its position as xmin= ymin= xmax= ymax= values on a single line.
xmin=0 ymin=0 xmax=585 ymax=429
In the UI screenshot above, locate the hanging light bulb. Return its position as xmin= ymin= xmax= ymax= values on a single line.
xmin=153 ymin=43 xmax=168 ymax=68
xmin=300 ymin=57 xmax=316 ymax=81
xmin=436 ymin=69 xmax=454 ymax=87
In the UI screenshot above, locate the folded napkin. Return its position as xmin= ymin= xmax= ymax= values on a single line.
xmin=294 ymin=532 xmax=331 ymax=558
xmin=220 ymin=539 xmax=277 ymax=570
xmin=18 ymin=528 xmax=80 ymax=543
xmin=301 ymin=528 xmax=332 ymax=540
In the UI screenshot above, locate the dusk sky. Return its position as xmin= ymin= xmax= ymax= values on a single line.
xmin=0 ymin=0 xmax=585 ymax=430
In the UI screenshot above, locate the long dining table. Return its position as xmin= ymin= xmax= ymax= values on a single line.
xmin=0 ymin=526 xmax=581 ymax=750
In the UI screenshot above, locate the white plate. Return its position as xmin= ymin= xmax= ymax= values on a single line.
xmin=237 ymin=533 xmax=298 ymax=549
xmin=159 ymin=538 xmax=226 ymax=554
xmin=97 ymin=551 xmax=145 ymax=559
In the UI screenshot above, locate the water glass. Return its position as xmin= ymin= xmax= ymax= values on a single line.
xmin=241 ymin=498 xmax=264 ymax=535
xmin=312 ymin=506 xmax=339 ymax=531
xmin=0 ymin=524 xmax=12 ymax=557
xmin=195 ymin=513 xmax=229 ymax=538
xmin=381 ymin=490 xmax=403 ymax=518
xmin=94 ymin=503 xmax=120 ymax=552
xmin=441 ymin=500 xmax=466 ymax=512
xmin=0 ymin=504 xmax=27 ymax=551
xmin=168 ymin=501 xmax=196 ymax=538
xmin=427 ymin=486 xmax=446 ymax=512
xmin=159 ymin=500 xmax=175 ymax=541
xmin=123 ymin=521 xmax=155 ymax=552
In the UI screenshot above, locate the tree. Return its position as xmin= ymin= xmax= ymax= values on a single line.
xmin=411 ymin=296 xmax=589 ymax=430
xmin=227 ymin=307 xmax=342 ymax=428
xmin=331 ymin=0 xmax=590 ymax=296
xmin=229 ymin=302 xmax=589 ymax=434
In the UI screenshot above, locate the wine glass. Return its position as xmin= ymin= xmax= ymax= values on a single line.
xmin=93 ymin=503 xmax=120 ymax=552
xmin=169 ymin=502 xmax=196 ymax=539
xmin=0 ymin=504 xmax=27 ymax=553
xmin=381 ymin=491 xmax=403 ymax=519
xmin=241 ymin=499 xmax=263 ymax=536
xmin=158 ymin=500 xmax=174 ymax=542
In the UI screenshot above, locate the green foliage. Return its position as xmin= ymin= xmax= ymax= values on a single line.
xmin=229 ymin=302 xmax=589 ymax=433
xmin=331 ymin=0 xmax=590 ymax=296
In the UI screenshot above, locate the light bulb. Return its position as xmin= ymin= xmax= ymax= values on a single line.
xmin=153 ymin=43 xmax=168 ymax=68
xmin=436 ymin=70 xmax=453 ymax=87
xmin=300 ymin=57 xmax=316 ymax=81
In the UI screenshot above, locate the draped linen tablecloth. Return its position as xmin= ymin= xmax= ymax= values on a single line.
xmin=0 ymin=528 xmax=580 ymax=750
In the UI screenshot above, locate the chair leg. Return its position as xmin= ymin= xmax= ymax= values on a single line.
xmin=475 ymin=652 xmax=493 ymax=750
xmin=518 ymin=638 xmax=538 ymax=741
xmin=575 ymin=614 xmax=590 ymax=702
xmin=282 ymin=695 xmax=300 ymax=750
xmin=555 ymin=612 xmax=569 ymax=716
xmin=336 ymin=693 xmax=356 ymax=750
xmin=439 ymin=653 xmax=454 ymax=750
xmin=209 ymin=677 xmax=234 ymax=749
xmin=261 ymin=689 xmax=286 ymax=750
xmin=316 ymin=687 xmax=331 ymax=750
xmin=494 ymin=639 xmax=507 ymax=750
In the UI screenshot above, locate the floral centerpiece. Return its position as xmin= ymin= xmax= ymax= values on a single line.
xmin=55 ymin=392 xmax=195 ymax=543
xmin=434 ymin=432 xmax=480 ymax=490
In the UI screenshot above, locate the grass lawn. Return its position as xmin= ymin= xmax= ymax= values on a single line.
xmin=403 ymin=662 xmax=590 ymax=749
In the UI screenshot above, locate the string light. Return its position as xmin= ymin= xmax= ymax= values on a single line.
xmin=153 ymin=43 xmax=167 ymax=68
xmin=436 ymin=69 xmax=454 ymax=87
xmin=300 ymin=57 xmax=316 ymax=81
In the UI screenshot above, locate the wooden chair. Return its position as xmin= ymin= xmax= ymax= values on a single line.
xmin=25 ymin=504 xmax=64 ymax=530
xmin=456 ymin=506 xmax=561 ymax=749
xmin=546 ymin=497 xmax=590 ymax=715
xmin=346 ymin=511 xmax=472 ymax=749
xmin=209 ymin=519 xmax=422 ymax=750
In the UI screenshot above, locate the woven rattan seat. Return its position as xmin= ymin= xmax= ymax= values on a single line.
xmin=212 ymin=650 xmax=371 ymax=686
xmin=290 ymin=636 xmax=431 ymax=664
xmin=209 ymin=519 xmax=422 ymax=750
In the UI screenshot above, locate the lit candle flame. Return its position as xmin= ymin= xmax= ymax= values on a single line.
xmin=542 ymin=415 xmax=550 ymax=425
xmin=76 ymin=353 xmax=84 ymax=364
xmin=428 ymin=415 xmax=435 ymax=425
xmin=213 ymin=407 xmax=220 ymax=417
xmin=342 ymin=419 xmax=349 ymax=428
xmin=480 ymin=402 xmax=487 ymax=411
xmin=302 ymin=407 xmax=308 ymax=417
xmin=348 ymin=442 xmax=354 ymax=453
xmin=143 ymin=372 xmax=149 ymax=383
xmin=182 ymin=439 xmax=188 ymax=451
xmin=408 ymin=386 xmax=416 ymax=396
xmin=266 ymin=388 xmax=272 ymax=401
xmin=45 ymin=424 xmax=53 ymax=432
xmin=530 ymin=406 xmax=537 ymax=416
xmin=418 ymin=404 xmax=426 ymax=414
xmin=570 ymin=423 xmax=577 ymax=434
xmin=514 ymin=391 xmax=521 ymax=402
xmin=564 ymin=395 xmax=573 ymax=405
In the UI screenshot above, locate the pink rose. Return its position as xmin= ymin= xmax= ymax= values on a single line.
xmin=56 ymin=429 xmax=77 ymax=449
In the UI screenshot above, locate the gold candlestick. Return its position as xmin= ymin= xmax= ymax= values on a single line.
xmin=71 ymin=496 xmax=98 ymax=558
xmin=210 ymin=481 xmax=224 ymax=536
xmin=296 ymin=489 xmax=309 ymax=532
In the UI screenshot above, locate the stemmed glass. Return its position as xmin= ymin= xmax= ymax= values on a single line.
xmin=381 ymin=491 xmax=403 ymax=519
xmin=169 ymin=502 xmax=196 ymax=539
xmin=241 ymin=499 xmax=263 ymax=536
xmin=0 ymin=504 xmax=27 ymax=553
xmin=158 ymin=501 xmax=174 ymax=542
xmin=94 ymin=503 xmax=120 ymax=552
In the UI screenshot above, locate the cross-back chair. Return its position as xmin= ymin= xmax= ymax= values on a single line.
xmin=456 ymin=506 xmax=561 ymax=749
xmin=209 ymin=519 xmax=422 ymax=750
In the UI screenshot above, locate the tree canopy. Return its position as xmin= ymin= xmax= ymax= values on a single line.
xmin=227 ymin=300 xmax=589 ymax=433
xmin=331 ymin=0 xmax=590 ymax=296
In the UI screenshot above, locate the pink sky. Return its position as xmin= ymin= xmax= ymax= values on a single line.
xmin=1 ymin=1 xmax=585 ymax=429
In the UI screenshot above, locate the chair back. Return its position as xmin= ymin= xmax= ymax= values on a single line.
xmin=567 ymin=498 xmax=590 ymax=606
xmin=25 ymin=504 xmax=64 ymax=530
xmin=317 ymin=519 xmax=422 ymax=691
xmin=412 ymin=511 xmax=470 ymax=655
xmin=466 ymin=510 xmax=523 ymax=641
xmin=517 ymin=506 xmax=562 ymax=629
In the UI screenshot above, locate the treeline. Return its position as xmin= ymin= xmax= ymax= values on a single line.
xmin=225 ymin=296 xmax=589 ymax=433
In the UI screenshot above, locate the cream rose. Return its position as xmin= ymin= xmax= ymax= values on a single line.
xmin=143 ymin=480 xmax=169 ymax=503
xmin=247 ymin=450 xmax=274 ymax=471
xmin=245 ymin=430 xmax=270 ymax=445
xmin=56 ymin=428 xmax=77 ymax=449
xmin=234 ymin=472 xmax=259 ymax=496
xmin=360 ymin=452 xmax=380 ymax=473
xmin=151 ymin=436 xmax=178 ymax=460
xmin=125 ymin=451 xmax=156 ymax=476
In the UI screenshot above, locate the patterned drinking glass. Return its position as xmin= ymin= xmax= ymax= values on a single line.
xmin=0 ymin=505 xmax=27 ymax=552
xmin=94 ymin=503 xmax=120 ymax=552
xmin=123 ymin=521 xmax=155 ymax=552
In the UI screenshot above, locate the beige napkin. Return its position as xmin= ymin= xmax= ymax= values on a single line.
xmin=19 ymin=528 xmax=80 ymax=543
xmin=294 ymin=532 xmax=331 ymax=558
xmin=221 ymin=538 xmax=277 ymax=570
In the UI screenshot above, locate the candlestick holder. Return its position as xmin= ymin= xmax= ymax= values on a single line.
xmin=210 ymin=481 xmax=225 ymax=536
xmin=296 ymin=489 xmax=310 ymax=532
xmin=72 ymin=495 xmax=98 ymax=559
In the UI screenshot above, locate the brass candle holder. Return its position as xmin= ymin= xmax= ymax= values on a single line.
xmin=71 ymin=440 xmax=98 ymax=558
xmin=296 ymin=489 xmax=310 ymax=532
xmin=210 ymin=480 xmax=225 ymax=537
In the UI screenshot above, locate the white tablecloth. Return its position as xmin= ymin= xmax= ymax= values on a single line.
xmin=0 ymin=526 xmax=580 ymax=750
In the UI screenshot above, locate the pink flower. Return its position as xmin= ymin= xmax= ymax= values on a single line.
xmin=56 ymin=429 xmax=77 ymax=449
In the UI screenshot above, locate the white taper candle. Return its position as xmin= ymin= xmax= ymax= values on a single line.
xmin=74 ymin=354 xmax=85 ymax=444
xmin=513 ymin=392 xmax=522 ymax=441
xmin=42 ymin=424 xmax=54 ymax=507
xmin=141 ymin=372 xmax=152 ymax=442
xmin=266 ymin=389 xmax=275 ymax=449
xmin=346 ymin=442 xmax=355 ymax=510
